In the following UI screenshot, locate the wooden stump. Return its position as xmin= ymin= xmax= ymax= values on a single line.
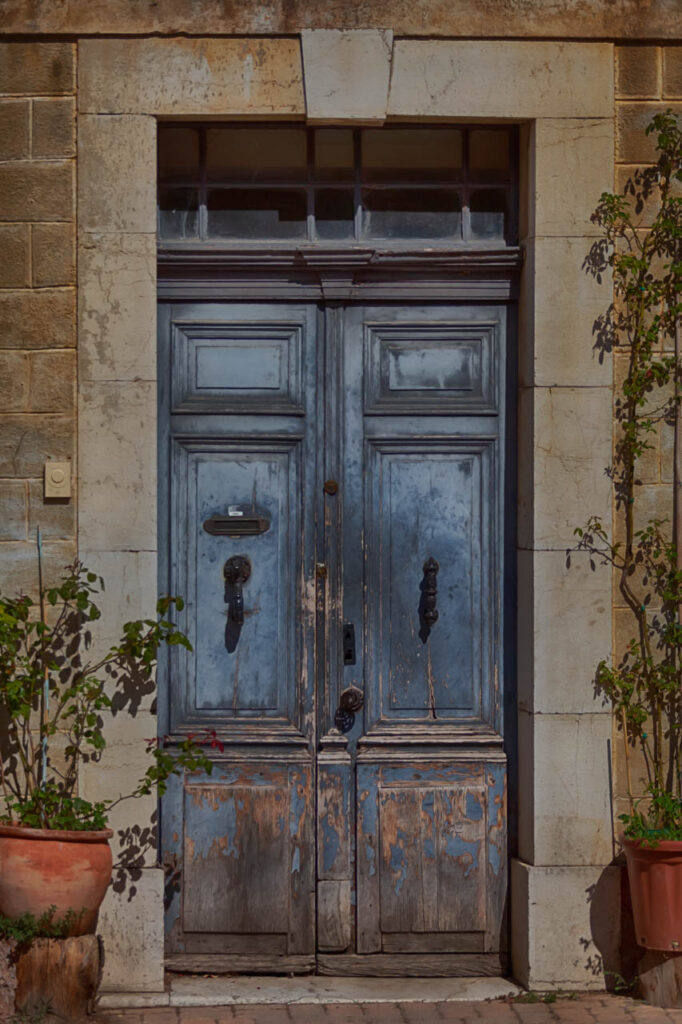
xmin=14 ymin=935 xmax=103 ymax=1020
xmin=637 ymin=949 xmax=682 ymax=1008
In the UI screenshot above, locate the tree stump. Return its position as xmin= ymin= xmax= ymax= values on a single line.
xmin=13 ymin=935 xmax=103 ymax=1020
xmin=637 ymin=949 xmax=682 ymax=1008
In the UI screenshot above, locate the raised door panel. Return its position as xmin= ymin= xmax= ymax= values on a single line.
xmin=366 ymin=439 xmax=495 ymax=728
xmin=170 ymin=439 xmax=302 ymax=732
xmin=356 ymin=761 xmax=506 ymax=955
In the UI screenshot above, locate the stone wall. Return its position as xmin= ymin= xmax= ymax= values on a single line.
xmin=612 ymin=45 xmax=682 ymax=818
xmin=0 ymin=42 xmax=77 ymax=600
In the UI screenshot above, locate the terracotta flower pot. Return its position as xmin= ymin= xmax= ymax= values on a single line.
xmin=622 ymin=834 xmax=682 ymax=951
xmin=0 ymin=823 xmax=113 ymax=935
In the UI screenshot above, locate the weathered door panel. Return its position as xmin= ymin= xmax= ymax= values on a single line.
xmin=160 ymin=303 xmax=318 ymax=959
xmin=356 ymin=760 xmax=506 ymax=954
xmin=339 ymin=305 xmax=508 ymax=962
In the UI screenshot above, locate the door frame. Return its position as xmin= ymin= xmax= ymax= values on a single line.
xmin=156 ymin=247 xmax=520 ymax=973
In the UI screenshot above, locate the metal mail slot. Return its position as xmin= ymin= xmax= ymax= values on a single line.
xmin=202 ymin=515 xmax=270 ymax=537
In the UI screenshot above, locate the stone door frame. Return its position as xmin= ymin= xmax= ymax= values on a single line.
xmin=77 ymin=35 xmax=615 ymax=992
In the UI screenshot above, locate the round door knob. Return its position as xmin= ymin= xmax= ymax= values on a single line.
xmin=324 ymin=480 xmax=339 ymax=495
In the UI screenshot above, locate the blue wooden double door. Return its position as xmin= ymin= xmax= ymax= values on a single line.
xmin=160 ymin=298 xmax=510 ymax=974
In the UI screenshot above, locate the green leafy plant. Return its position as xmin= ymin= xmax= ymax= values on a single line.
xmin=0 ymin=906 xmax=83 ymax=944
xmin=0 ymin=557 xmax=214 ymax=831
xmin=575 ymin=111 xmax=682 ymax=840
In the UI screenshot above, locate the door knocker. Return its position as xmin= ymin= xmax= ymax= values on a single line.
xmin=334 ymin=685 xmax=364 ymax=734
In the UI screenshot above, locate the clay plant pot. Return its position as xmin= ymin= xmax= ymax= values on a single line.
xmin=0 ymin=823 xmax=113 ymax=936
xmin=622 ymin=834 xmax=682 ymax=951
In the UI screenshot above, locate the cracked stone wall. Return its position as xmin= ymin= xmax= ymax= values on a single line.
xmin=0 ymin=42 xmax=77 ymax=598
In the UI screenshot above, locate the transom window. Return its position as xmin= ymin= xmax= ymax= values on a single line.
xmin=158 ymin=124 xmax=517 ymax=246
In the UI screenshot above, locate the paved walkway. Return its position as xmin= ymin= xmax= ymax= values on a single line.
xmin=96 ymin=994 xmax=682 ymax=1023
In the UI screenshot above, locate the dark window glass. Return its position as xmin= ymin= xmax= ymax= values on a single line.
xmin=206 ymin=128 xmax=307 ymax=183
xmin=158 ymin=128 xmax=200 ymax=183
xmin=362 ymin=189 xmax=461 ymax=240
xmin=314 ymin=129 xmax=355 ymax=182
xmin=314 ymin=190 xmax=355 ymax=240
xmin=468 ymin=130 xmax=511 ymax=183
xmin=362 ymin=129 xmax=463 ymax=183
xmin=206 ymin=189 xmax=307 ymax=239
xmin=469 ymin=189 xmax=507 ymax=240
xmin=158 ymin=187 xmax=199 ymax=239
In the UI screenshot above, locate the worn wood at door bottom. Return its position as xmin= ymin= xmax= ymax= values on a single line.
xmin=166 ymin=954 xmax=315 ymax=975
xmin=166 ymin=952 xmax=505 ymax=977
xmin=317 ymin=953 xmax=506 ymax=977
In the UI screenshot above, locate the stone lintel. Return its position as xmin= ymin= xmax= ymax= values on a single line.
xmin=0 ymin=0 xmax=678 ymax=40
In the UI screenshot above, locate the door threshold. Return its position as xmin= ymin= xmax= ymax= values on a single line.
xmin=98 ymin=974 xmax=520 ymax=1010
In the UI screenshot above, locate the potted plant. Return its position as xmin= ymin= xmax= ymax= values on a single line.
xmin=0 ymin=548 xmax=213 ymax=937
xmin=576 ymin=111 xmax=682 ymax=951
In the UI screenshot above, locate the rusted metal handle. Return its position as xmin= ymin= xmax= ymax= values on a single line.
xmin=223 ymin=555 xmax=251 ymax=627
xmin=422 ymin=557 xmax=439 ymax=628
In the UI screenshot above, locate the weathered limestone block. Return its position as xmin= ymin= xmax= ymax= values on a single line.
xmin=0 ymin=224 xmax=29 ymax=287
xmin=617 ymin=101 xmax=682 ymax=162
xmin=78 ymin=379 xmax=157 ymax=551
xmin=80 ymin=711 xmax=159 ymax=864
xmin=0 ymin=480 xmax=26 ymax=541
xmin=77 ymin=549 xmax=157 ymax=650
xmin=27 ymin=349 xmax=75 ymax=412
xmin=0 ymin=98 xmax=29 ymax=159
xmin=531 ymin=119 xmax=613 ymax=238
xmin=0 ymin=540 xmax=76 ymax=599
xmin=0 ymin=415 xmax=74 ymax=477
xmin=32 ymin=222 xmax=75 ymax=286
xmin=78 ymin=115 xmax=156 ymax=233
xmin=518 ymin=550 xmax=610 ymax=716
xmin=0 ymin=288 xmax=76 ymax=348
xmin=0 ymin=161 xmax=73 ymax=221
xmin=0 ymin=349 xmax=29 ymax=410
xmin=301 ymin=30 xmax=392 ymax=123
xmin=519 ymin=236 xmax=612 ymax=388
xmin=0 ymin=42 xmax=75 ymax=95
xmin=518 ymin=385 xmax=612 ymax=550
xmin=511 ymin=860 xmax=621 ymax=990
xmin=518 ymin=710 xmax=613 ymax=867
xmin=663 ymin=47 xmax=682 ymax=98
xmin=28 ymin=478 xmax=74 ymax=539
xmin=616 ymin=46 xmax=660 ymax=99
xmin=32 ymin=96 xmax=76 ymax=158
xmin=388 ymin=41 xmax=613 ymax=119
xmin=98 ymin=868 xmax=165 ymax=993
xmin=79 ymin=232 xmax=156 ymax=382
xmin=79 ymin=37 xmax=305 ymax=116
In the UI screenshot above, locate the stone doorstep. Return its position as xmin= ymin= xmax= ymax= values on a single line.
xmin=96 ymin=975 xmax=521 ymax=1009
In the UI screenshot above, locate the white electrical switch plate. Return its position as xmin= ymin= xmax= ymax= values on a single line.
xmin=44 ymin=461 xmax=71 ymax=499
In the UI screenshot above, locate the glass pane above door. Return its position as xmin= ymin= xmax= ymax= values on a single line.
xmin=158 ymin=124 xmax=517 ymax=246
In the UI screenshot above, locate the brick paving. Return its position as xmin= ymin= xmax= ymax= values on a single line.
xmin=95 ymin=994 xmax=682 ymax=1024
